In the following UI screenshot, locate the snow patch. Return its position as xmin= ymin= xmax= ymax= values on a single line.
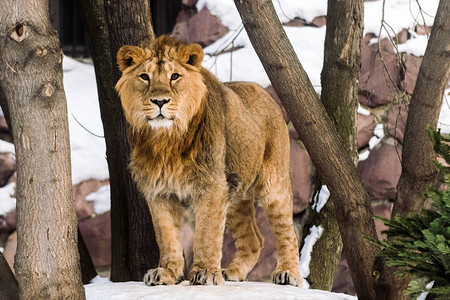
xmin=85 ymin=281 xmax=356 ymax=300
xmin=358 ymin=105 xmax=371 ymax=116
xmin=369 ymin=124 xmax=384 ymax=150
xmin=312 ymin=185 xmax=329 ymax=213
xmin=0 ymin=182 xmax=16 ymax=216
xmin=299 ymin=225 xmax=324 ymax=289
xmin=0 ymin=140 xmax=15 ymax=154
xmin=90 ymin=275 xmax=112 ymax=284
xmin=397 ymin=31 xmax=428 ymax=56
xmin=438 ymin=89 xmax=450 ymax=134
xmin=86 ymin=185 xmax=111 ymax=215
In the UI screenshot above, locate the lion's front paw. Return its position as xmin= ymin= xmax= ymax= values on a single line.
xmin=144 ymin=267 xmax=181 ymax=286
xmin=222 ymin=268 xmax=245 ymax=282
xmin=272 ymin=270 xmax=302 ymax=287
xmin=189 ymin=268 xmax=224 ymax=285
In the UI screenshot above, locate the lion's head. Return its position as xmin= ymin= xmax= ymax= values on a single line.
xmin=116 ymin=36 xmax=206 ymax=134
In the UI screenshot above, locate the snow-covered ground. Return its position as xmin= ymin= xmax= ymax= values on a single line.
xmin=0 ymin=0 xmax=446 ymax=298
xmin=85 ymin=280 xmax=356 ymax=300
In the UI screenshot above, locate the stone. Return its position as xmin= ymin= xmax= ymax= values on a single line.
xmin=415 ymin=25 xmax=432 ymax=35
xmin=358 ymin=141 xmax=402 ymax=200
xmin=283 ymin=19 xmax=306 ymax=27
xmin=403 ymin=54 xmax=422 ymax=94
xmin=359 ymin=38 xmax=399 ymax=107
xmin=0 ymin=153 xmax=15 ymax=187
xmin=289 ymin=132 xmax=314 ymax=214
xmin=332 ymin=257 xmax=356 ymax=296
xmin=265 ymin=85 xmax=290 ymax=123
xmin=3 ymin=231 xmax=16 ymax=272
xmin=311 ymin=16 xmax=326 ymax=27
xmin=0 ymin=211 xmax=16 ymax=233
xmin=357 ymin=113 xmax=377 ymax=149
xmin=372 ymin=201 xmax=393 ymax=240
xmin=385 ymin=104 xmax=408 ymax=143
xmin=79 ymin=212 xmax=111 ymax=267
xmin=394 ymin=29 xmax=409 ymax=44
xmin=0 ymin=117 xmax=8 ymax=132
xmin=182 ymin=0 xmax=197 ymax=7
xmin=186 ymin=7 xmax=228 ymax=47
xmin=73 ymin=179 xmax=109 ymax=220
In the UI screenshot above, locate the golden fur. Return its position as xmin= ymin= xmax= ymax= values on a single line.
xmin=116 ymin=35 xmax=302 ymax=286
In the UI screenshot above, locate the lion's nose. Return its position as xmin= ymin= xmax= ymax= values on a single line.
xmin=150 ymin=99 xmax=170 ymax=108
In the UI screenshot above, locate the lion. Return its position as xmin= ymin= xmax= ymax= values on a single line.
xmin=115 ymin=35 xmax=302 ymax=287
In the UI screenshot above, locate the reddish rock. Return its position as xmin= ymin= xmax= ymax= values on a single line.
xmin=385 ymin=104 xmax=408 ymax=142
xmin=284 ymin=19 xmax=306 ymax=27
xmin=358 ymin=141 xmax=402 ymax=200
xmin=289 ymin=133 xmax=314 ymax=213
xmin=332 ymin=257 xmax=356 ymax=296
xmin=0 ymin=117 xmax=8 ymax=132
xmin=415 ymin=25 xmax=431 ymax=35
xmin=311 ymin=16 xmax=326 ymax=27
xmin=0 ymin=211 xmax=16 ymax=233
xmin=182 ymin=0 xmax=197 ymax=6
xmin=73 ymin=179 xmax=109 ymax=220
xmin=266 ymin=85 xmax=290 ymax=123
xmin=372 ymin=201 xmax=393 ymax=240
xmin=3 ymin=231 xmax=17 ymax=272
xmin=79 ymin=212 xmax=111 ymax=267
xmin=403 ymin=54 xmax=422 ymax=94
xmin=0 ymin=153 xmax=15 ymax=187
xmin=357 ymin=113 xmax=377 ymax=149
xmin=359 ymin=39 xmax=399 ymax=107
xmin=394 ymin=29 xmax=409 ymax=44
xmin=186 ymin=7 xmax=228 ymax=47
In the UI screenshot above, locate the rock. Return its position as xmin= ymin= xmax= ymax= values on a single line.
xmin=0 ymin=117 xmax=8 ymax=132
xmin=283 ymin=19 xmax=306 ymax=27
xmin=385 ymin=104 xmax=408 ymax=142
xmin=172 ymin=7 xmax=197 ymax=43
xmin=265 ymin=85 xmax=290 ymax=123
xmin=359 ymin=39 xmax=399 ymax=107
xmin=332 ymin=257 xmax=356 ymax=296
xmin=182 ymin=0 xmax=197 ymax=7
xmin=79 ymin=212 xmax=111 ymax=267
xmin=358 ymin=141 xmax=402 ymax=200
xmin=73 ymin=179 xmax=109 ymax=220
xmin=3 ymin=231 xmax=17 ymax=272
xmin=185 ymin=7 xmax=228 ymax=47
xmin=403 ymin=54 xmax=422 ymax=94
xmin=289 ymin=133 xmax=314 ymax=213
xmin=311 ymin=16 xmax=326 ymax=27
xmin=357 ymin=113 xmax=377 ymax=149
xmin=0 ymin=211 xmax=16 ymax=233
xmin=415 ymin=25 xmax=431 ymax=35
xmin=394 ymin=29 xmax=409 ymax=44
xmin=372 ymin=201 xmax=393 ymax=239
xmin=0 ymin=153 xmax=15 ymax=187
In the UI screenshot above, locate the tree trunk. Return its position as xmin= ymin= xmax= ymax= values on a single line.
xmin=0 ymin=1 xmax=85 ymax=299
xmin=233 ymin=0 xmax=401 ymax=299
xmin=78 ymin=0 xmax=159 ymax=281
xmin=304 ymin=0 xmax=363 ymax=291
xmin=394 ymin=0 xmax=450 ymax=217
xmin=0 ymin=252 xmax=19 ymax=300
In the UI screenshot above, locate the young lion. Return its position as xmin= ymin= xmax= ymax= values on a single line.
xmin=116 ymin=35 xmax=302 ymax=287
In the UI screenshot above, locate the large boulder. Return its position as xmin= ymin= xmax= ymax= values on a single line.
xmin=0 ymin=153 xmax=15 ymax=187
xmin=385 ymin=104 xmax=408 ymax=143
xmin=79 ymin=212 xmax=111 ymax=267
xmin=73 ymin=179 xmax=109 ymax=220
xmin=357 ymin=113 xmax=377 ymax=149
xmin=358 ymin=140 xmax=402 ymax=200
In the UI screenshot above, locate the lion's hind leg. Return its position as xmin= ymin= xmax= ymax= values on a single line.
xmin=222 ymin=197 xmax=264 ymax=282
xmin=257 ymin=177 xmax=302 ymax=287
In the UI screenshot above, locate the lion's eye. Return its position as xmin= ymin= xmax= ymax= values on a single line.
xmin=171 ymin=73 xmax=180 ymax=81
xmin=140 ymin=73 xmax=150 ymax=81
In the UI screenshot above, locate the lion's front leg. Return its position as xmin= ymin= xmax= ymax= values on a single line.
xmin=144 ymin=197 xmax=184 ymax=286
xmin=189 ymin=187 xmax=228 ymax=285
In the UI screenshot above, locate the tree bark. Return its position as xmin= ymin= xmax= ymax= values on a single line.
xmin=394 ymin=0 xmax=450 ymax=217
xmin=304 ymin=0 xmax=363 ymax=291
xmin=234 ymin=0 xmax=400 ymax=299
xmin=0 ymin=252 xmax=19 ymax=300
xmin=78 ymin=0 xmax=159 ymax=281
xmin=0 ymin=1 xmax=85 ymax=299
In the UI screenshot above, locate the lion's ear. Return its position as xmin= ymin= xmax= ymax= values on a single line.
xmin=179 ymin=43 xmax=204 ymax=68
xmin=117 ymin=45 xmax=145 ymax=72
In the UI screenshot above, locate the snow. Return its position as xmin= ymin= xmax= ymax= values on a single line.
xmin=85 ymin=280 xmax=356 ymax=300
xmin=369 ymin=124 xmax=385 ymax=150
xmin=397 ymin=31 xmax=428 ymax=56
xmin=312 ymin=185 xmax=330 ymax=213
xmin=86 ymin=185 xmax=111 ymax=215
xmin=438 ymin=89 xmax=450 ymax=134
xmin=299 ymin=225 xmax=324 ymax=289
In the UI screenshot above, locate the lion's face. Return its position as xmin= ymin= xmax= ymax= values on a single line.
xmin=116 ymin=37 xmax=206 ymax=134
